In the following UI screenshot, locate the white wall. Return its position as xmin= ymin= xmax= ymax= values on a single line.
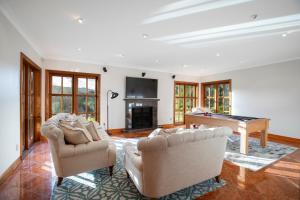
xmin=0 ymin=11 xmax=42 ymax=176
xmin=43 ymin=59 xmax=199 ymax=128
xmin=199 ymin=60 xmax=300 ymax=139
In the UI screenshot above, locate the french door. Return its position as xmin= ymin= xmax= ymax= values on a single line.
xmin=174 ymin=82 xmax=198 ymax=124
xmin=201 ymin=80 xmax=231 ymax=114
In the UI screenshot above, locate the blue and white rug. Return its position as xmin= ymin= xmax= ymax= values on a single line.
xmin=225 ymin=134 xmax=297 ymax=171
xmin=52 ymin=138 xmax=225 ymax=200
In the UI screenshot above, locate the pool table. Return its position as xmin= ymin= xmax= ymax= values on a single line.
xmin=185 ymin=113 xmax=270 ymax=154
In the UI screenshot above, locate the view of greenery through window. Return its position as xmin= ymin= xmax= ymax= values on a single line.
xmin=174 ymin=82 xmax=198 ymax=124
xmin=49 ymin=73 xmax=99 ymax=121
xmin=203 ymin=81 xmax=231 ymax=114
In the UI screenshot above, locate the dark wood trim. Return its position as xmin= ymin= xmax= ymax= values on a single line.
xmin=0 ymin=157 xmax=21 ymax=185
xmin=20 ymin=52 xmax=42 ymax=158
xmin=249 ymin=132 xmax=300 ymax=145
xmin=268 ymin=133 xmax=300 ymax=144
xmin=108 ymin=123 xmax=177 ymax=135
xmin=45 ymin=69 xmax=101 ymax=122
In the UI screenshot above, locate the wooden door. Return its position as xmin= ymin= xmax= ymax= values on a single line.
xmin=25 ymin=66 xmax=35 ymax=148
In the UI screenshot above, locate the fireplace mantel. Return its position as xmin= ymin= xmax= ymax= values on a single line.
xmin=123 ymin=98 xmax=160 ymax=101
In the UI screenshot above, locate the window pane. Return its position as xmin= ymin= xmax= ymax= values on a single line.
xmin=78 ymin=78 xmax=86 ymax=94
xmin=218 ymin=84 xmax=224 ymax=97
xmin=186 ymin=85 xmax=195 ymax=97
xmin=88 ymin=97 xmax=95 ymax=112
xmin=186 ymin=98 xmax=194 ymax=112
xmin=175 ymin=98 xmax=184 ymax=111
xmin=87 ymin=113 xmax=96 ymax=121
xmin=88 ymin=79 xmax=96 ymax=95
xmin=52 ymin=76 xmax=61 ymax=94
xmin=63 ymin=77 xmax=72 ymax=94
xmin=224 ymin=84 xmax=230 ymax=97
xmin=63 ymin=96 xmax=72 ymax=113
xmin=175 ymin=111 xmax=184 ymax=123
xmin=52 ymin=96 xmax=61 ymax=114
xmin=218 ymin=98 xmax=224 ymax=113
xmin=77 ymin=96 xmax=86 ymax=113
xmin=176 ymin=85 xmax=184 ymax=97
xmin=224 ymin=98 xmax=230 ymax=113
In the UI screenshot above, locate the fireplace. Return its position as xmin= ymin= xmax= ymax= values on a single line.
xmin=132 ymin=107 xmax=153 ymax=129
xmin=124 ymin=98 xmax=159 ymax=131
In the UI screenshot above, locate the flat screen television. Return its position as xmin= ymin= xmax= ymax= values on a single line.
xmin=126 ymin=77 xmax=158 ymax=98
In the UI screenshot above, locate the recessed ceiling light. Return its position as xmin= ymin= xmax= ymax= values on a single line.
xmin=251 ymin=14 xmax=258 ymax=20
xmin=142 ymin=33 xmax=150 ymax=39
xmin=216 ymin=53 xmax=221 ymax=57
xmin=77 ymin=48 xmax=82 ymax=52
xmin=117 ymin=53 xmax=125 ymax=58
xmin=183 ymin=64 xmax=188 ymax=68
xmin=281 ymin=33 xmax=288 ymax=37
xmin=77 ymin=17 xmax=85 ymax=24
xmin=155 ymin=59 xmax=159 ymax=63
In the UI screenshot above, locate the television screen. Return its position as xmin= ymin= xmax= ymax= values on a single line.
xmin=126 ymin=77 xmax=158 ymax=98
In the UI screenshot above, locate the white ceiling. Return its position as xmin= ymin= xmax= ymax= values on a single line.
xmin=1 ymin=0 xmax=300 ymax=76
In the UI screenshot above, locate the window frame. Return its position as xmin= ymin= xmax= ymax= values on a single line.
xmin=45 ymin=70 xmax=101 ymax=122
xmin=173 ymin=81 xmax=199 ymax=125
xmin=201 ymin=79 xmax=232 ymax=114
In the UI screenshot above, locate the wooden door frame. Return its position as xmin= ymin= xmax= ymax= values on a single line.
xmin=20 ymin=52 xmax=42 ymax=158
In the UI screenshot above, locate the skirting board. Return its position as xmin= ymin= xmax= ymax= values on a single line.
xmin=241 ymin=132 xmax=300 ymax=145
xmin=0 ymin=156 xmax=21 ymax=185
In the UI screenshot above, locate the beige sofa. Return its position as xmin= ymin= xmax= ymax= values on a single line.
xmin=124 ymin=127 xmax=232 ymax=199
xmin=41 ymin=113 xmax=116 ymax=186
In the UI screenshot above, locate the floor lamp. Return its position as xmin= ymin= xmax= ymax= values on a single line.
xmin=107 ymin=90 xmax=119 ymax=135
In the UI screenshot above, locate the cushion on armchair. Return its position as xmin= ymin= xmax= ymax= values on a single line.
xmin=59 ymin=123 xmax=93 ymax=145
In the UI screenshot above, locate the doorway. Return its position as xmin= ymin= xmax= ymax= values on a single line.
xmin=20 ymin=53 xmax=41 ymax=158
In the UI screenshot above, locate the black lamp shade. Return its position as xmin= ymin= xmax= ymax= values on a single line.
xmin=111 ymin=92 xmax=119 ymax=99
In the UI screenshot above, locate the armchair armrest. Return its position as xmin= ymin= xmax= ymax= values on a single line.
xmin=124 ymin=142 xmax=143 ymax=171
xmin=59 ymin=140 xmax=109 ymax=158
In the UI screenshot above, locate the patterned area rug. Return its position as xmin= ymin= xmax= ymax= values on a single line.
xmin=225 ymin=135 xmax=297 ymax=171
xmin=52 ymin=138 xmax=225 ymax=200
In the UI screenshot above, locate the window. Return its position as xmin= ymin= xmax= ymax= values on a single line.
xmin=174 ymin=81 xmax=198 ymax=124
xmin=201 ymin=80 xmax=231 ymax=114
xmin=46 ymin=70 xmax=100 ymax=121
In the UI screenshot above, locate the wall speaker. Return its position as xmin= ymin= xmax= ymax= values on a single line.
xmin=103 ymin=67 xmax=107 ymax=72
xmin=172 ymin=75 xmax=176 ymax=79
xmin=142 ymin=72 xmax=146 ymax=77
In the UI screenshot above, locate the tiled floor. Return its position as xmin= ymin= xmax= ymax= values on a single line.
xmin=0 ymin=132 xmax=299 ymax=200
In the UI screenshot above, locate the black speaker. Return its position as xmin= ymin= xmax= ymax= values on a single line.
xmin=172 ymin=75 xmax=176 ymax=79
xmin=142 ymin=72 xmax=146 ymax=77
xmin=103 ymin=67 xmax=107 ymax=72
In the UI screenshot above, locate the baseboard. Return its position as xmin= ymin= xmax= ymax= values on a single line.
xmin=108 ymin=128 xmax=124 ymax=134
xmin=0 ymin=156 xmax=21 ymax=185
xmin=268 ymin=133 xmax=300 ymax=144
xmin=243 ymin=132 xmax=300 ymax=145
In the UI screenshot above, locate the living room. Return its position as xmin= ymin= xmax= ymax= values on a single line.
xmin=0 ymin=0 xmax=300 ymax=199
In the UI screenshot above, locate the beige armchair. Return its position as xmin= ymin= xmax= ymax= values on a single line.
xmin=124 ymin=127 xmax=232 ymax=199
xmin=41 ymin=114 xmax=116 ymax=186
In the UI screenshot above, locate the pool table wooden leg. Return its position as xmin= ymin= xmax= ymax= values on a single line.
xmin=240 ymin=130 xmax=249 ymax=154
xmin=260 ymin=120 xmax=269 ymax=147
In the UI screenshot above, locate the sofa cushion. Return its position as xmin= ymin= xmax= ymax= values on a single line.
xmin=85 ymin=122 xmax=101 ymax=141
xmin=59 ymin=123 xmax=92 ymax=145
xmin=148 ymin=128 xmax=185 ymax=138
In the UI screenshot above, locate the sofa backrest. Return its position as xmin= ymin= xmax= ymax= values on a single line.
xmin=137 ymin=127 xmax=232 ymax=197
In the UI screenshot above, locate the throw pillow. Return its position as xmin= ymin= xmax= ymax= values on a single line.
xmin=59 ymin=120 xmax=93 ymax=143
xmin=85 ymin=122 xmax=101 ymax=141
xmin=59 ymin=124 xmax=90 ymax=145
